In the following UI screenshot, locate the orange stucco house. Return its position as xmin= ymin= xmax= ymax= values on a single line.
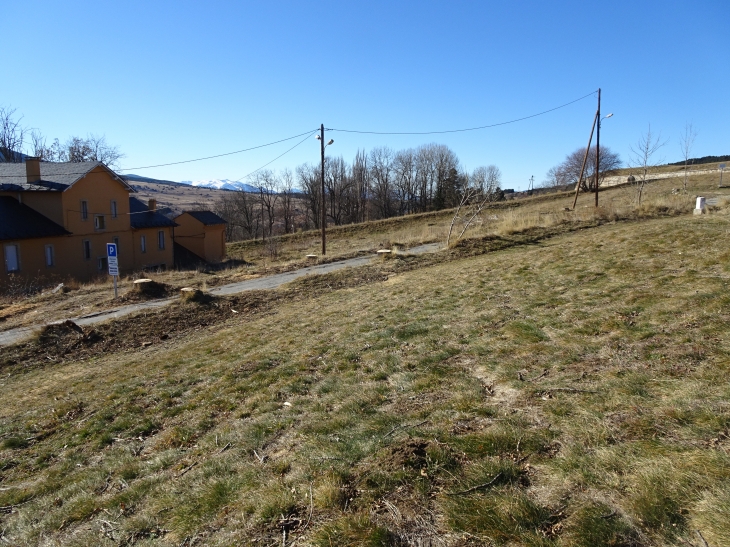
xmin=0 ymin=159 xmax=176 ymax=289
xmin=173 ymin=211 xmax=227 ymax=263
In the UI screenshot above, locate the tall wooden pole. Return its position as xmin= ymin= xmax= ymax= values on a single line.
xmin=572 ymin=110 xmax=598 ymax=210
xmin=595 ymin=88 xmax=601 ymax=207
xmin=320 ymin=123 xmax=326 ymax=255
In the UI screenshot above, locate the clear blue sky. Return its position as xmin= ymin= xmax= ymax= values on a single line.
xmin=4 ymin=0 xmax=728 ymax=189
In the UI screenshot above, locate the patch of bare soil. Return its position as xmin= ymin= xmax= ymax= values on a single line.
xmin=0 ymin=290 xmax=284 ymax=372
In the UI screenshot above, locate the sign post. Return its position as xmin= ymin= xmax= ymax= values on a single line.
xmin=107 ymin=243 xmax=119 ymax=298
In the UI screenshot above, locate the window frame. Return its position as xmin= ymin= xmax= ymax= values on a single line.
xmin=80 ymin=200 xmax=88 ymax=221
xmin=140 ymin=235 xmax=147 ymax=254
xmin=158 ymin=230 xmax=165 ymax=250
xmin=83 ymin=239 xmax=91 ymax=260
xmin=45 ymin=244 xmax=55 ymax=267
xmin=110 ymin=200 xmax=118 ymax=219
xmin=4 ymin=243 xmax=20 ymax=273
xmin=94 ymin=214 xmax=106 ymax=231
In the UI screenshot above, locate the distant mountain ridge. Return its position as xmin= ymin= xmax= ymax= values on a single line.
xmin=123 ymin=174 xmax=302 ymax=194
xmin=180 ymin=179 xmax=260 ymax=193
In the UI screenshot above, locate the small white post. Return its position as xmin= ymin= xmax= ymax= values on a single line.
xmin=113 ymin=275 xmax=118 ymax=298
xmin=694 ymin=196 xmax=706 ymax=215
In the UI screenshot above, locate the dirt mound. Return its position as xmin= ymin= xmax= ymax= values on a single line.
xmin=1 ymin=290 xmax=284 ymax=371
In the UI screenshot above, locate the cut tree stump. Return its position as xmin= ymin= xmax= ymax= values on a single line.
xmin=180 ymin=287 xmax=204 ymax=301
xmin=133 ymin=279 xmax=161 ymax=295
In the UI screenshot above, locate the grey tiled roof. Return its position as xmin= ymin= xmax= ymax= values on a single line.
xmin=129 ymin=197 xmax=178 ymax=229
xmin=0 ymin=161 xmax=132 ymax=192
xmin=179 ymin=210 xmax=227 ymax=225
xmin=0 ymin=196 xmax=70 ymax=240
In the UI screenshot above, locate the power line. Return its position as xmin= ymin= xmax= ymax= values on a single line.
xmin=328 ymin=90 xmax=598 ymax=135
xmin=117 ymin=129 xmax=319 ymax=171
xmin=235 ymin=131 xmax=318 ymax=182
xmin=0 ymin=128 xmax=319 ymax=177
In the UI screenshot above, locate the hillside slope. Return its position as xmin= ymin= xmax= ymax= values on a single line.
xmin=0 ymin=212 xmax=729 ymax=546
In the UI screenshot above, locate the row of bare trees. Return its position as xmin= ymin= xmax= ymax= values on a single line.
xmin=216 ymin=143 xmax=505 ymax=242
xmin=0 ymin=106 xmax=124 ymax=167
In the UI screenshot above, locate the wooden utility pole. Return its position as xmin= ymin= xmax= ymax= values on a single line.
xmin=571 ymin=110 xmax=598 ymax=210
xmin=320 ymin=123 xmax=326 ymax=255
xmin=595 ymin=88 xmax=601 ymax=207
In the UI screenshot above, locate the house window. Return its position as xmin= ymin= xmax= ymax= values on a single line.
xmin=94 ymin=215 xmax=106 ymax=231
xmin=45 ymin=244 xmax=55 ymax=267
xmin=81 ymin=200 xmax=88 ymax=220
xmin=113 ymin=236 xmax=119 ymax=249
xmin=111 ymin=200 xmax=118 ymax=218
xmin=140 ymin=235 xmax=147 ymax=253
xmin=83 ymin=240 xmax=91 ymax=260
xmin=98 ymin=257 xmax=108 ymax=271
xmin=158 ymin=230 xmax=165 ymax=250
xmin=4 ymin=244 xmax=19 ymax=272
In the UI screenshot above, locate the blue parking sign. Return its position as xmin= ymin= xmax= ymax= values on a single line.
xmin=107 ymin=243 xmax=117 ymax=257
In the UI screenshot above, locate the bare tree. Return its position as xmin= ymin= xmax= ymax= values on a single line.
xmin=279 ymin=168 xmax=296 ymax=234
xmin=679 ymin=123 xmax=697 ymax=194
xmin=546 ymin=146 xmax=621 ymax=191
xmin=0 ymin=107 xmax=25 ymax=162
xmin=297 ymin=163 xmax=321 ymax=229
xmin=629 ymin=125 xmax=667 ymax=205
xmin=370 ymin=146 xmax=395 ymax=219
xmin=446 ymin=165 xmax=502 ymax=246
xmin=250 ymin=170 xmax=279 ymax=240
xmin=64 ymin=134 xmax=124 ymax=167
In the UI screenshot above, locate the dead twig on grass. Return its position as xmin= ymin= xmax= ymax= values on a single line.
xmin=217 ymin=442 xmax=231 ymax=454
xmin=175 ymin=462 xmax=198 ymax=478
xmin=696 ymin=530 xmax=710 ymax=547
xmin=446 ymin=472 xmax=503 ymax=496
xmin=545 ymin=387 xmax=598 ymax=394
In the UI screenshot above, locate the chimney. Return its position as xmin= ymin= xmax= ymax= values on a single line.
xmin=25 ymin=157 xmax=41 ymax=183
xmin=148 ymin=199 xmax=156 ymax=211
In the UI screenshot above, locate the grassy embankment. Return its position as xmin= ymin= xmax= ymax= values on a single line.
xmin=1 ymin=164 xmax=725 ymax=331
xmin=0 ymin=167 xmax=729 ymax=545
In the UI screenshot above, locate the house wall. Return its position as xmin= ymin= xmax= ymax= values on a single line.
xmin=61 ymin=166 xmax=131 ymax=234
xmin=173 ymin=214 xmax=206 ymax=260
xmin=203 ymin=225 xmax=226 ymax=262
xmin=1 ymin=237 xmax=67 ymax=288
xmin=1 ymin=231 xmax=138 ymax=286
xmin=130 ymin=227 xmax=175 ymax=270
xmin=174 ymin=213 xmax=226 ymax=262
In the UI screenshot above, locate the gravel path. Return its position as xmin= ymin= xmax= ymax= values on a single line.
xmin=0 ymin=243 xmax=441 ymax=347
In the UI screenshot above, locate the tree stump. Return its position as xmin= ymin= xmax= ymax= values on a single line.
xmin=180 ymin=287 xmax=205 ymax=302
xmin=133 ymin=278 xmax=160 ymax=295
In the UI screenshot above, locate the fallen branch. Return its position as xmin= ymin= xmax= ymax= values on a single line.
xmin=528 ymin=370 xmax=549 ymax=382
xmin=217 ymin=442 xmax=232 ymax=454
xmin=446 ymin=472 xmax=503 ymax=496
xmin=696 ymin=530 xmax=710 ymax=547
xmin=546 ymin=387 xmax=598 ymax=394
xmin=175 ymin=462 xmax=198 ymax=478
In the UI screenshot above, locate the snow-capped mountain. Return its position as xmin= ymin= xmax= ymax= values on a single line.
xmin=179 ymin=179 xmax=260 ymax=193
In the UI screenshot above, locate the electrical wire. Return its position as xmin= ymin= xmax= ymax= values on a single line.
xmin=327 ymin=90 xmax=597 ymax=135
xmin=234 ymin=131 xmax=318 ymax=182
xmin=0 ymin=128 xmax=319 ymax=177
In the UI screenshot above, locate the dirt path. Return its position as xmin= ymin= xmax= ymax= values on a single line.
xmin=0 ymin=243 xmax=441 ymax=347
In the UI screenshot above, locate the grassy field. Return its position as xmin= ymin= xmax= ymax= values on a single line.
xmin=1 ymin=175 xmax=730 ymax=546
xmin=3 ymin=162 xmax=726 ymax=332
